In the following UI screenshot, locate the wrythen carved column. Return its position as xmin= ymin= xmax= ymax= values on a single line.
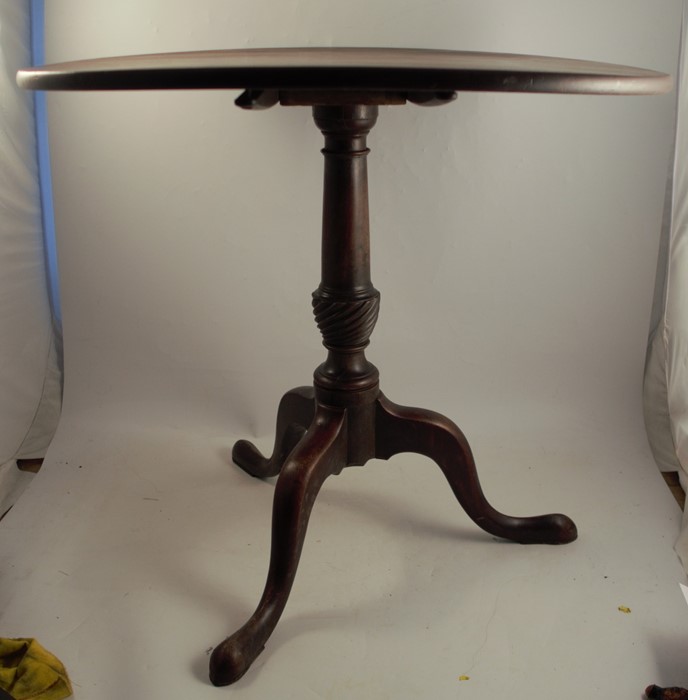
xmin=311 ymin=104 xmax=381 ymax=464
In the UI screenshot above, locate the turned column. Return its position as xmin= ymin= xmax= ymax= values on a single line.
xmin=311 ymin=104 xmax=381 ymax=465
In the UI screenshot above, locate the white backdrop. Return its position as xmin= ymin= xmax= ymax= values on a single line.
xmin=41 ymin=1 xmax=679 ymax=439
xmin=1 ymin=2 xmax=686 ymax=698
xmin=645 ymin=2 xmax=688 ymax=571
xmin=0 ymin=1 xmax=60 ymax=515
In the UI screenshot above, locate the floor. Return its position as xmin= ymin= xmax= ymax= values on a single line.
xmin=1 ymin=409 xmax=687 ymax=699
xmin=5 ymin=463 xmax=688 ymax=520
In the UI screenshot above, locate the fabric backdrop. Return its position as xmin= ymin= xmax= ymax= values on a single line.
xmin=0 ymin=1 xmax=61 ymax=515
xmin=645 ymin=1 xmax=688 ymax=571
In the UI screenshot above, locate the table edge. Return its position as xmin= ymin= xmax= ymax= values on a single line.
xmin=16 ymin=48 xmax=673 ymax=96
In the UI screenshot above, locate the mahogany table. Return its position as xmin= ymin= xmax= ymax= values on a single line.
xmin=18 ymin=47 xmax=671 ymax=686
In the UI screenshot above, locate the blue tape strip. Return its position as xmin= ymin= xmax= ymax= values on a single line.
xmin=30 ymin=0 xmax=61 ymax=328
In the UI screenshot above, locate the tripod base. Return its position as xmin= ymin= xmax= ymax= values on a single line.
xmin=209 ymin=385 xmax=576 ymax=686
xmin=210 ymin=100 xmax=575 ymax=687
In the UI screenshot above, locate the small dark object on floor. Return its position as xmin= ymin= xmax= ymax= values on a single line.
xmin=16 ymin=458 xmax=43 ymax=474
xmin=646 ymin=685 xmax=688 ymax=699
xmin=661 ymin=471 xmax=686 ymax=509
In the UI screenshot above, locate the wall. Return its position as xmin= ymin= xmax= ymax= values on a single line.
xmin=42 ymin=1 xmax=681 ymax=446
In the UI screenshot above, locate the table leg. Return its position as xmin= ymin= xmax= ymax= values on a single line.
xmin=210 ymin=402 xmax=347 ymax=686
xmin=232 ymin=386 xmax=315 ymax=478
xmin=375 ymin=393 xmax=577 ymax=544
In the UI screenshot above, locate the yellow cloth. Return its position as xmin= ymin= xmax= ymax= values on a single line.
xmin=0 ymin=638 xmax=72 ymax=700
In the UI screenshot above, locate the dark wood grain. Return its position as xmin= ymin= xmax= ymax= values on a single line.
xmin=210 ymin=103 xmax=577 ymax=686
xmin=17 ymin=47 xmax=671 ymax=95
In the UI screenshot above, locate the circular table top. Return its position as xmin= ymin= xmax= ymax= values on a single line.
xmin=17 ymin=47 xmax=671 ymax=95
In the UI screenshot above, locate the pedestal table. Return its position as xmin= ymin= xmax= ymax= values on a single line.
xmin=18 ymin=47 xmax=671 ymax=686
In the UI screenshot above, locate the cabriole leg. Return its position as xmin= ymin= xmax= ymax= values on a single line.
xmin=210 ymin=404 xmax=347 ymax=686
xmin=375 ymin=393 xmax=577 ymax=544
xmin=232 ymin=386 xmax=316 ymax=478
